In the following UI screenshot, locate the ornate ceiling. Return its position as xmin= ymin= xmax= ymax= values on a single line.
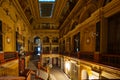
xmin=0 ymin=0 xmax=112 ymax=31
xmin=17 ymin=0 xmax=78 ymax=30
xmin=13 ymin=0 xmax=110 ymax=31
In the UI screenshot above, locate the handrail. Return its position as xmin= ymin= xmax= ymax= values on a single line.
xmin=100 ymin=54 xmax=120 ymax=68
xmin=78 ymin=51 xmax=94 ymax=61
xmin=60 ymin=52 xmax=120 ymax=69
xmin=41 ymin=53 xmax=120 ymax=71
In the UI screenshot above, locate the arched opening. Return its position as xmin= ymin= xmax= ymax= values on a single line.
xmin=43 ymin=36 xmax=49 ymax=43
xmin=34 ymin=36 xmax=41 ymax=56
xmin=52 ymin=37 xmax=58 ymax=43
xmin=81 ymin=70 xmax=89 ymax=80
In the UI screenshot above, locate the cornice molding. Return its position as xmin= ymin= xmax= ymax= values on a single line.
xmin=103 ymin=0 xmax=120 ymax=18
xmin=12 ymin=0 xmax=32 ymax=31
xmin=53 ymin=0 xmax=68 ymax=23
xmin=32 ymin=0 xmax=67 ymax=26
xmin=33 ymin=29 xmax=59 ymax=33
xmin=29 ymin=0 xmax=36 ymax=18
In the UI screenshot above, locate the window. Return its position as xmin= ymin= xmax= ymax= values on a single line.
xmin=43 ymin=36 xmax=49 ymax=43
xmin=42 ymin=23 xmax=50 ymax=29
xmin=73 ymin=32 xmax=80 ymax=53
xmin=34 ymin=37 xmax=40 ymax=44
xmin=52 ymin=37 xmax=58 ymax=43
xmin=52 ymin=47 xmax=58 ymax=53
xmin=107 ymin=13 xmax=120 ymax=54
xmin=43 ymin=47 xmax=49 ymax=53
xmin=96 ymin=21 xmax=100 ymax=52
xmin=38 ymin=0 xmax=55 ymax=18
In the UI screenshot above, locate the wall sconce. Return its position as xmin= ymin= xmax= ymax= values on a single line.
xmin=86 ymin=37 xmax=91 ymax=44
xmin=6 ymin=37 xmax=10 ymax=43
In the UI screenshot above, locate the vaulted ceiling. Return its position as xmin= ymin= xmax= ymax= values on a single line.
xmin=17 ymin=0 xmax=78 ymax=30
xmin=17 ymin=0 xmax=109 ymax=31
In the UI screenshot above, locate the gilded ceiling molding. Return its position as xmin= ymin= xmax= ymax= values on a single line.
xmin=103 ymin=0 xmax=120 ymax=18
xmin=59 ymin=0 xmax=85 ymax=30
xmin=53 ymin=0 xmax=68 ymax=22
xmin=29 ymin=0 xmax=36 ymax=19
xmin=59 ymin=0 xmax=99 ymax=31
xmin=12 ymin=0 xmax=31 ymax=31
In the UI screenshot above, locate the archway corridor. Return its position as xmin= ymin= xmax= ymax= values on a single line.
xmin=27 ymin=55 xmax=70 ymax=80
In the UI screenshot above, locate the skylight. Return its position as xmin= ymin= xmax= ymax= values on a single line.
xmin=39 ymin=0 xmax=55 ymax=2
xmin=38 ymin=0 xmax=55 ymax=18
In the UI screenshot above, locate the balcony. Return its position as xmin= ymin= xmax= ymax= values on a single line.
xmin=100 ymin=54 xmax=120 ymax=68
xmin=61 ymin=51 xmax=120 ymax=69
xmin=0 ymin=52 xmax=18 ymax=64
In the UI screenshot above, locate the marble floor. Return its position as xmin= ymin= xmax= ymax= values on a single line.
xmin=50 ymin=67 xmax=70 ymax=80
xmin=27 ymin=55 xmax=70 ymax=80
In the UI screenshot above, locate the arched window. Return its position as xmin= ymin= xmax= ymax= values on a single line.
xmin=43 ymin=36 xmax=49 ymax=43
xmin=52 ymin=47 xmax=58 ymax=53
xmin=34 ymin=36 xmax=40 ymax=44
xmin=52 ymin=37 xmax=58 ymax=43
xmin=34 ymin=36 xmax=41 ymax=55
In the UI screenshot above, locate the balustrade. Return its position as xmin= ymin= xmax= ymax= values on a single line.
xmin=100 ymin=54 xmax=120 ymax=68
xmin=62 ymin=51 xmax=120 ymax=68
